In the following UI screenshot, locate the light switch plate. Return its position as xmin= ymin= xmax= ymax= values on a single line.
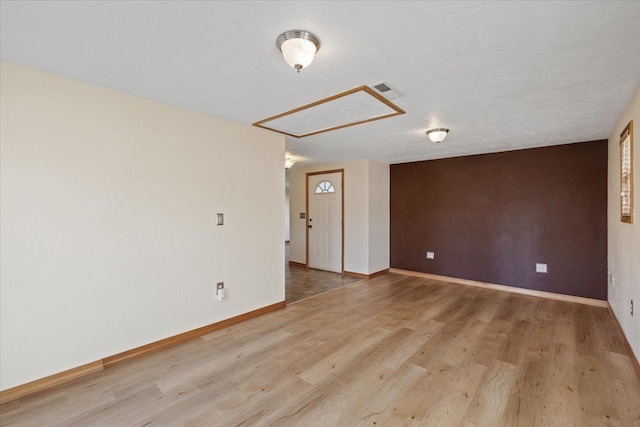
xmin=426 ymin=251 xmax=435 ymax=259
xmin=536 ymin=263 xmax=547 ymax=273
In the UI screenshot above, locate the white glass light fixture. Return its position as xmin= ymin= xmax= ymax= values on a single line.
xmin=285 ymin=157 xmax=296 ymax=169
xmin=426 ymin=128 xmax=450 ymax=143
xmin=277 ymin=30 xmax=320 ymax=73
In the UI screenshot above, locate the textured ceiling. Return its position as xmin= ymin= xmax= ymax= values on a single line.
xmin=2 ymin=1 xmax=640 ymax=167
xmin=255 ymin=87 xmax=402 ymax=137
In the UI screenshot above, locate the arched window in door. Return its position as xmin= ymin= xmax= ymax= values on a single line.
xmin=314 ymin=180 xmax=335 ymax=194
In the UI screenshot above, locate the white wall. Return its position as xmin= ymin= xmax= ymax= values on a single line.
xmin=289 ymin=159 xmax=389 ymax=275
xmin=285 ymin=186 xmax=290 ymax=242
xmin=608 ymin=84 xmax=640 ymax=361
xmin=368 ymin=161 xmax=390 ymax=274
xmin=0 ymin=61 xmax=285 ymax=391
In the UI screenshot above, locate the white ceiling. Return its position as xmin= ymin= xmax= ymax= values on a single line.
xmin=2 ymin=1 xmax=640 ymax=167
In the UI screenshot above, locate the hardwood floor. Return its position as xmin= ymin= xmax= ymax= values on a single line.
xmin=1 ymin=273 xmax=639 ymax=426
xmin=285 ymin=242 xmax=359 ymax=303
xmin=285 ymin=264 xmax=360 ymax=304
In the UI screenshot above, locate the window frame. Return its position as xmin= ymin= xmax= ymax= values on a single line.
xmin=620 ymin=120 xmax=634 ymax=224
xmin=314 ymin=180 xmax=336 ymax=194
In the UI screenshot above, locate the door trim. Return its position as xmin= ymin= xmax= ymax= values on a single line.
xmin=306 ymin=169 xmax=345 ymax=273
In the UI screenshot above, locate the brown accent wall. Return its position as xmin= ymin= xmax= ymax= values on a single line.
xmin=390 ymin=140 xmax=608 ymax=300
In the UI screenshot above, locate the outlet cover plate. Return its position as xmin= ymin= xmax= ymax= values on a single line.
xmin=536 ymin=263 xmax=548 ymax=273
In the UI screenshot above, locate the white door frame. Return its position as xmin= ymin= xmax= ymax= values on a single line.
xmin=306 ymin=169 xmax=344 ymax=273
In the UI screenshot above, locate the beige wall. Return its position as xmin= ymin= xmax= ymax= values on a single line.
xmin=289 ymin=159 xmax=389 ymax=275
xmin=608 ymin=84 xmax=640 ymax=361
xmin=0 ymin=62 xmax=285 ymax=390
xmin=368 ymin=160 xmax=390 ymax=274
xmin=285 ymin=186 xmax=290 ymax=241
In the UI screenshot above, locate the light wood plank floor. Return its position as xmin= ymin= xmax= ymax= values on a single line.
xmin=1 ymin=273 xmax=639 ymax=426
xmin=285 ymin=242 xmax=359 ymax=303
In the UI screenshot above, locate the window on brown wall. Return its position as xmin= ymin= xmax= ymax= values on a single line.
xmin=621 ymin=120 xmax=634 ymax=223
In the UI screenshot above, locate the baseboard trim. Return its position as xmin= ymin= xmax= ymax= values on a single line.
xmin=344 ymin=270 xmax=368 ymax=279
xmin=389 ymin=268 xmax=607 ymax=308
xmin=369 ymin=268 xmax=390 ymax=279
xmin=0 ymin=301 xmax=286 ymax=405
xmin=104 ymin=300 xmax=286 ymax=367
xmin=288 ymin=261 xmax=306 ymax=268
xmin=344 ymin=268 xmax=389 ymax=280
xmin=0 ymin=360 xmax=104 ymax=405
xmin=607 ymin=304 xmax=640 ymax=381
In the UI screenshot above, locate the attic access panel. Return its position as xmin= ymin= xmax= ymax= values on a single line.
xmin=252 ymin=86 xmax=405 ymax=138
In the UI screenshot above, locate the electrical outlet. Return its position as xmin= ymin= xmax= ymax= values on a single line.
xmin=536 ymin=263 xmax=547 ymax=273
xmin=609 ymin=274 xmax=615 ymax=287
xmin=216 ymin=282 xmax=224 ymax=302
xmin=426 ymin=251 xmax=435 ymax=260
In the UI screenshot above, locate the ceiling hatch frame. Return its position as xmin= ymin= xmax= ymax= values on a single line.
xmin=252 ymin=85 xmax=405 ymax=138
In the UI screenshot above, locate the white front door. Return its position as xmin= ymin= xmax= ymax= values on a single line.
xmin=308 ymin=172 xmax=343 ymax=273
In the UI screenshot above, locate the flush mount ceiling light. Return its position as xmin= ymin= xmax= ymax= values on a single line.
xmin=285 ymin=157 xmax=296 ymax=169
xmin=276 ymin=30 xmax=320 ymax=73
xmin=426 ymin=128 xmax=450 ymax=143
